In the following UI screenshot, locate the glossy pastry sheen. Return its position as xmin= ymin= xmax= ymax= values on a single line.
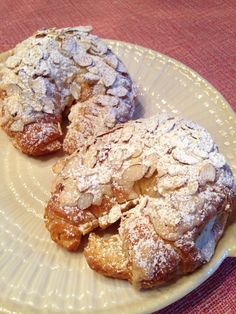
xmin=0 ymin=26 xmax=136 ymax=155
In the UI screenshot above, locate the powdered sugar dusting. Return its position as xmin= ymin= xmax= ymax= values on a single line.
xmin=0 ymin=26 xmax=136 ymax=155
xmin=46 ymin=114 xmax=235 ymax=286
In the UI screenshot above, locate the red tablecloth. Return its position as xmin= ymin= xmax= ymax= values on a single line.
xmin=0 ymin=0 xmax=236 ymax=313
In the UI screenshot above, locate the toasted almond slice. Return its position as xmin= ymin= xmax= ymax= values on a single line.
xmin=107 ymin=86 xmax=128 ymax=97
xmin=60 ymin=191 xmax=79 ymax=207
xmin=84 ymin=148 xmax=97 ymax=168
xmin=209 ymin=152 xmax=226 ymax=168
xmin=101 ymin=184 xmax=113 ymax=197
xmin=60 ymin=178 xmax=79 ymax=206
xmin=199 ymin=162 xmax=216 ymax=185
xmin=74 ymin=52 xmax=93 ymax=67
xmin=144 ymin=153 xmax=158 ymax=178
xmin=172 ymin=148 xmax=202 ymax=165
xmin=93 ymin=83 xmax=106 ymax=96
xmin=52 ymin=158 xmax=67 ymax=174
xmin=121 ymin=126 xmax=134 ymax=142
xmin=168 ymin=164 xmax=188 ymax=176
xmin=5 ymin=83 xmax=21 ymax=95
xmin=158 ymin=119 xmax=175 ymax=134
xmin=5 ymin=56 xmax=21 ymax=68
xmin=104 ymin=54 xmax=118 ymax=69
xmin=102 ymin=68 xmax=117 ymax=87
xmin=92 ymin=191 xmax=103 ymax=206
xmin=78 ymin=193 xmax=94 ymax=210
xmin=122 ymin=164 xmax=148 ymax=182
xmin=156 ymin=160 xmax=168 ymax=178
xmin=185 ymin=180 xmax=199 ymax=195
xmin=42 ymin=98 xmax=54 ymax=114
xmin=158 ymin=175 xmax=187 ymax=195
xmin=79 ymin=40 xmax=91 ymax=51
xmin=132 ymin=147 xmax=143 ymax=158
xmin=83 ymin=72 xmax=100 ymax=82
xmin=70 ymin=82 xmax=81 ymax=100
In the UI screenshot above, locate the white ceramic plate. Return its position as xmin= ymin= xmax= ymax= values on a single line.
xmin=0 ymin=40 xmax=235 ymax=314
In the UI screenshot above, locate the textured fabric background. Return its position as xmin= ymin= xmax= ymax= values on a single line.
xmin=0 ymin=0 xmax=235 ymax=313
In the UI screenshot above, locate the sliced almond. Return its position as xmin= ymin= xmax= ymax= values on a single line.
xmin=84 ymin=147 xmax=97 ymax=168
xmin=199 ymin=162 xmax=216 ymax=185
xmin=172 ymin=148 xmax=202 ymax=165
xmin=177 ymin=180 xmax=199 ymax=196
xmin=158 ymin=119 xmax=175 ymax=134
xmin=158 ymin=175 xmax=187 ymax=195
xmin=122 ymin=148 xmax=136 ymax=160
xmin=92 ymin=191 xmax=103 ymax=206
xmin=144 ymin=153 xmax=158 ymax=178
xmin=117 ymin=61 xmax=127 ymax=73
xmin=73 ymin=53 xmax=93 ymax=67
xmin=101 ymin=184 xmax=113 ymax=197
xmin=122 ymin=164 xmax=148 ymax=182
xmin=5 ymin=56 xmax=21 ymax=69
xmin=104 ymin=54 xmax=118 ymax=69
xmin=107 ymin=205 xmax=122 ymax=224
xmin=107 ymin=86 xmax=128 ymax=97
xmin=35 ymin=59 xmax=50 ymax=76
xmin=60 ymin=178 xmax=79 ymax=206
xmin=52 ymin=158 xmax=67 ymax=174
xmin=209 ymin=152 xmax=226 ymax=168
xmin=156 ymin=161 xmax=168 ymax=178
xmin=42 ymin=98 xmax=54 ymax=114
xmin=90 ymin=41 xmax=108 ymax=55
xmin=30 ymin=77 xmax=48 ymax=95
xmin=77 ymin=193 xmax=94 ymax=210
xmin=84 ymin=155 xmax=97 ymax=168
xmin=93 ymin=83 xmax=106 ymax=96
xmin=83 ymin=72 xmax=100 ymax=82
xmin=101 ymin=68 xmax=117 ymax=87
xmin=132 ymin=147 xmax=143 ymax=158
xmin=168 ymin=164 xmax=188 ymax=176
xmin=192 ymin=147 xmax=208 ymax=159
xmin=186 ymin=180 xmax=199 ymax=195
xmin=60 ymin=190 xmax=79 ymax=207
xmin=70 ymin=82 xmax=81 ymax=100
xmin=114 ymin=179 xmax=134 ymax=196
xmin=5 ymin=83 xmax=21 ymax=95
xmin=96 ymin=95 xmax=119 ymax=107
xmin=121 ymin=126 xmax=134 ymax=142
xmin=146 ymin=118 xmax=159 ymax=133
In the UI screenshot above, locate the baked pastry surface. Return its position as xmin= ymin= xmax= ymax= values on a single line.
xmin=0 ymin=26 xmax=136 ymax=155
xmin=44 ymin=114 xmax=235 ymax=287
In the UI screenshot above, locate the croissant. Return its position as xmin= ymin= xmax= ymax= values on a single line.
xmin=0 ymin=26 xmax=136 ymax=155
xmin=44 ymin=114 xmax=235 ymax=287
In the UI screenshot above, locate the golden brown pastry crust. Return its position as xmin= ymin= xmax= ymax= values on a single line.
xmin=0 ymin=27 xmax=136 ymax=155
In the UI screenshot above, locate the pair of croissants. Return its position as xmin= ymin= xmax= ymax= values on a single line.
xmin=0 ymin=26 xmax=235 ymax=289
